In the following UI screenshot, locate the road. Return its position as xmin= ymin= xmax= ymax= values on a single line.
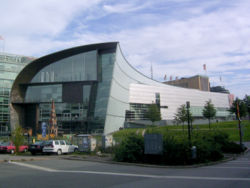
xmin=0 ymin=151 xmax=250 ymax=188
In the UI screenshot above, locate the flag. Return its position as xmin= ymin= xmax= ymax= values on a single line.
xmin=170 ymin=75 xmax=172 ymax=81
xmin=175 ymin=76 xmax=178 ymax=80
xmin=0 ymin=36 xmax=3 ymax=40
xmin=164 ymin=74 xmax=167 ymax=80
xmin=203 ymin=64 xmax=206 ymax=71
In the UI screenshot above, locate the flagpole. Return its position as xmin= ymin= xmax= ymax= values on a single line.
xmin=0 ymin=36 xmax=4 ymax=52
xmin=150 ymin=62 xmax=153 ymax=79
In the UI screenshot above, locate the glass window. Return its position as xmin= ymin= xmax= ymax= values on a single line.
xmin=31 ymin=50 xmax=97 ymax=83
xmin=83 ymin=85 xmax=91 ymax=106
xmin=60 ymin=140 xmax=65 ymax=145
xmin=55 ymin=141 xmax=59 ymax=145
xmin=25 ymin=85 xmax=62 ymax=103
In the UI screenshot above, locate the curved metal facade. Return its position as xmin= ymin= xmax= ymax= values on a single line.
xmin=10 ymin=42 xmax=231 ymax=135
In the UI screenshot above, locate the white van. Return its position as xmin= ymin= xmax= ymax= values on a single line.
xmin=43 ymin=140 xmax=78 ymax=155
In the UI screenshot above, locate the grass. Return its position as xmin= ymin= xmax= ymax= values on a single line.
xmin=113 ymin=120 xmax=250 ymax=142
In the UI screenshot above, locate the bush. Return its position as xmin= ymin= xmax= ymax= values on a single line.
xmin=113 ymin=130 xmax=246 ymax=165
xmin=192 ymin=138 xmax=223 ymax=163
xmin=162 ymin=136 xmax=191 ymax=165
xmin=192 ymin=131 xmax=226 ymax=162
xmin=222 ymin=142 xmax=246 ymax=153
xmin=114 ymin=134 xmax=144 ymax=163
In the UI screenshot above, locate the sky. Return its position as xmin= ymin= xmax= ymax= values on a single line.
xmin=0 ymin=0 xmax=249 ymax=99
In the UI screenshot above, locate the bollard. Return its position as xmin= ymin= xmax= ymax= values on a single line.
xmin=191 ymin=146 xmax=197 ymax=159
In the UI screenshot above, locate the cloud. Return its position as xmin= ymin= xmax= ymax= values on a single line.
xmin=0 ymin=0 xmax=250 ymax=98
xmin=103 ymin=3 xmax=144 ymax=13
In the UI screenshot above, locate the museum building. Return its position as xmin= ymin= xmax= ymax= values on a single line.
xmin=10 ymin=42 xmax=232 ymax=135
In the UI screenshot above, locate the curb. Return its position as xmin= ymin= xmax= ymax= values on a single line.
xmin=60 ymin=155 xmax=234 ymax=169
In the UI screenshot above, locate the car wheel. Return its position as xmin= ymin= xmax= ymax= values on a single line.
xmin=57 ymin=149 xmax=62 ymax=155
xmin=24 ymin=148 xmax=27 ymax=153
xmin=10 ymin=150 xmax=14 ymax=154
xmin=74 ymin=148 xmax=78 ymax=153
xmin=31 ymin=152 xmax=36 ymax=155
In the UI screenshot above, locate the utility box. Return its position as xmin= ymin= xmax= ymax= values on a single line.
xmin=75 ymin=134 xmax=96 ymax=152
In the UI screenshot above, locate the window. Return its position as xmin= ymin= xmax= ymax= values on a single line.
xmin=31 ymin=50 xmax=97 ymax=83
xmin=60 ymin=140 xmax=65 ymax=145
xmin=155 ymin=93 xmax=160 ymax=108
xmin=25 ymin=85 xmax=62 ymax=103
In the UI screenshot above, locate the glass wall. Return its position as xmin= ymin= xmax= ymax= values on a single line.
xmin=31 ymin=50 xmax=97 ymax=83
xmin=25 ymin=85 xmax=62 ymax=103
xmin=0 ymin=52 xmax=32 ymax=131
xmin=23 ymin=50 xmax=115 ymax=134
xmin=91 ymin=52 xmax=115 ymax=133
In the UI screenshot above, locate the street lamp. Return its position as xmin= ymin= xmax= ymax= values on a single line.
xmin=186 ymin=101 xmax=191 ymax=145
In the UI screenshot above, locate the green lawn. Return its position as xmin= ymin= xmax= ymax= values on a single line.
xmin=113 ymin=120 xmax=250 ymax=142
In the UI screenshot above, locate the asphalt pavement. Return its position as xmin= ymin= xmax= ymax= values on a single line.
xmin=0 ymin=144 xmax=250 ymax=188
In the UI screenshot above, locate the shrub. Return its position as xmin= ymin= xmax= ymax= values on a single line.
xmin=162 ymin=136 xmax=191 ymax=165
xmin=192 ymin=131 xmax=225 ymax=162
xmin=113 ymin=129 xmax=245 ymax=165
xmin=222 ymin=142 xmax=246 ymax=153
xmin=192 ymin=138 xmax=223 ymax=163
xmin=114 ymin=134 xmax=144 ymax=163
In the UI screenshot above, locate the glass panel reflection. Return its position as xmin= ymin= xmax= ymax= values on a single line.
xmin=31 ymin=50 xmax=97 ymax=83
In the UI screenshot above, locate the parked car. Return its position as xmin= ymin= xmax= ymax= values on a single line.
xmin=28 ymin=141 xmax=47 ymax=155
xmin=43 ymin=140 xmax=78 ymax=155
xmin=0 ymin=142 xmax=28 ymax=154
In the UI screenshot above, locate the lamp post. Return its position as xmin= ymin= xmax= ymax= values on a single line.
xmin=186 ymin=101 xmax=191 ymax=145
xmin=236 ymin=101 xmax=243 ymax=148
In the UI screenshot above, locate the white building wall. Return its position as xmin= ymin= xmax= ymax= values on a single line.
xmin=129 ymin=83 xmax=230 ymax=119
xmin=104 ymin=44 xmax=163 ymax=134
xmin=104 ymin=43 xmax=230 ymax=134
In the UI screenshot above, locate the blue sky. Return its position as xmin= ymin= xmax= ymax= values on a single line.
xmin=0 ymin=0 xmax=249 ymax=98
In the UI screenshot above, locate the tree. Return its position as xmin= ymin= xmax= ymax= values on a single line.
xmin=11 ymin=125 xmax=25 ymax=154
xmin=243 ymin=95 xmax=250 ymax=121
xmin=202 ymin=100 xmax=216 ymax=129
xmin=145 ymin=104 xmax=161 ymax=125
xmin=229 ymin=98 xmax=247 ymax=119
xmin=174 ymin=104 xmax=187 ymax=130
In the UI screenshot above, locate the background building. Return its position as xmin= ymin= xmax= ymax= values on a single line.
xmin=0 ymin=52 xmax=34 ymax=134
xmin=164 ymin=75 xmax=210 ymax=91
xmin=10 ymin=42 xmax=231 ymax=135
